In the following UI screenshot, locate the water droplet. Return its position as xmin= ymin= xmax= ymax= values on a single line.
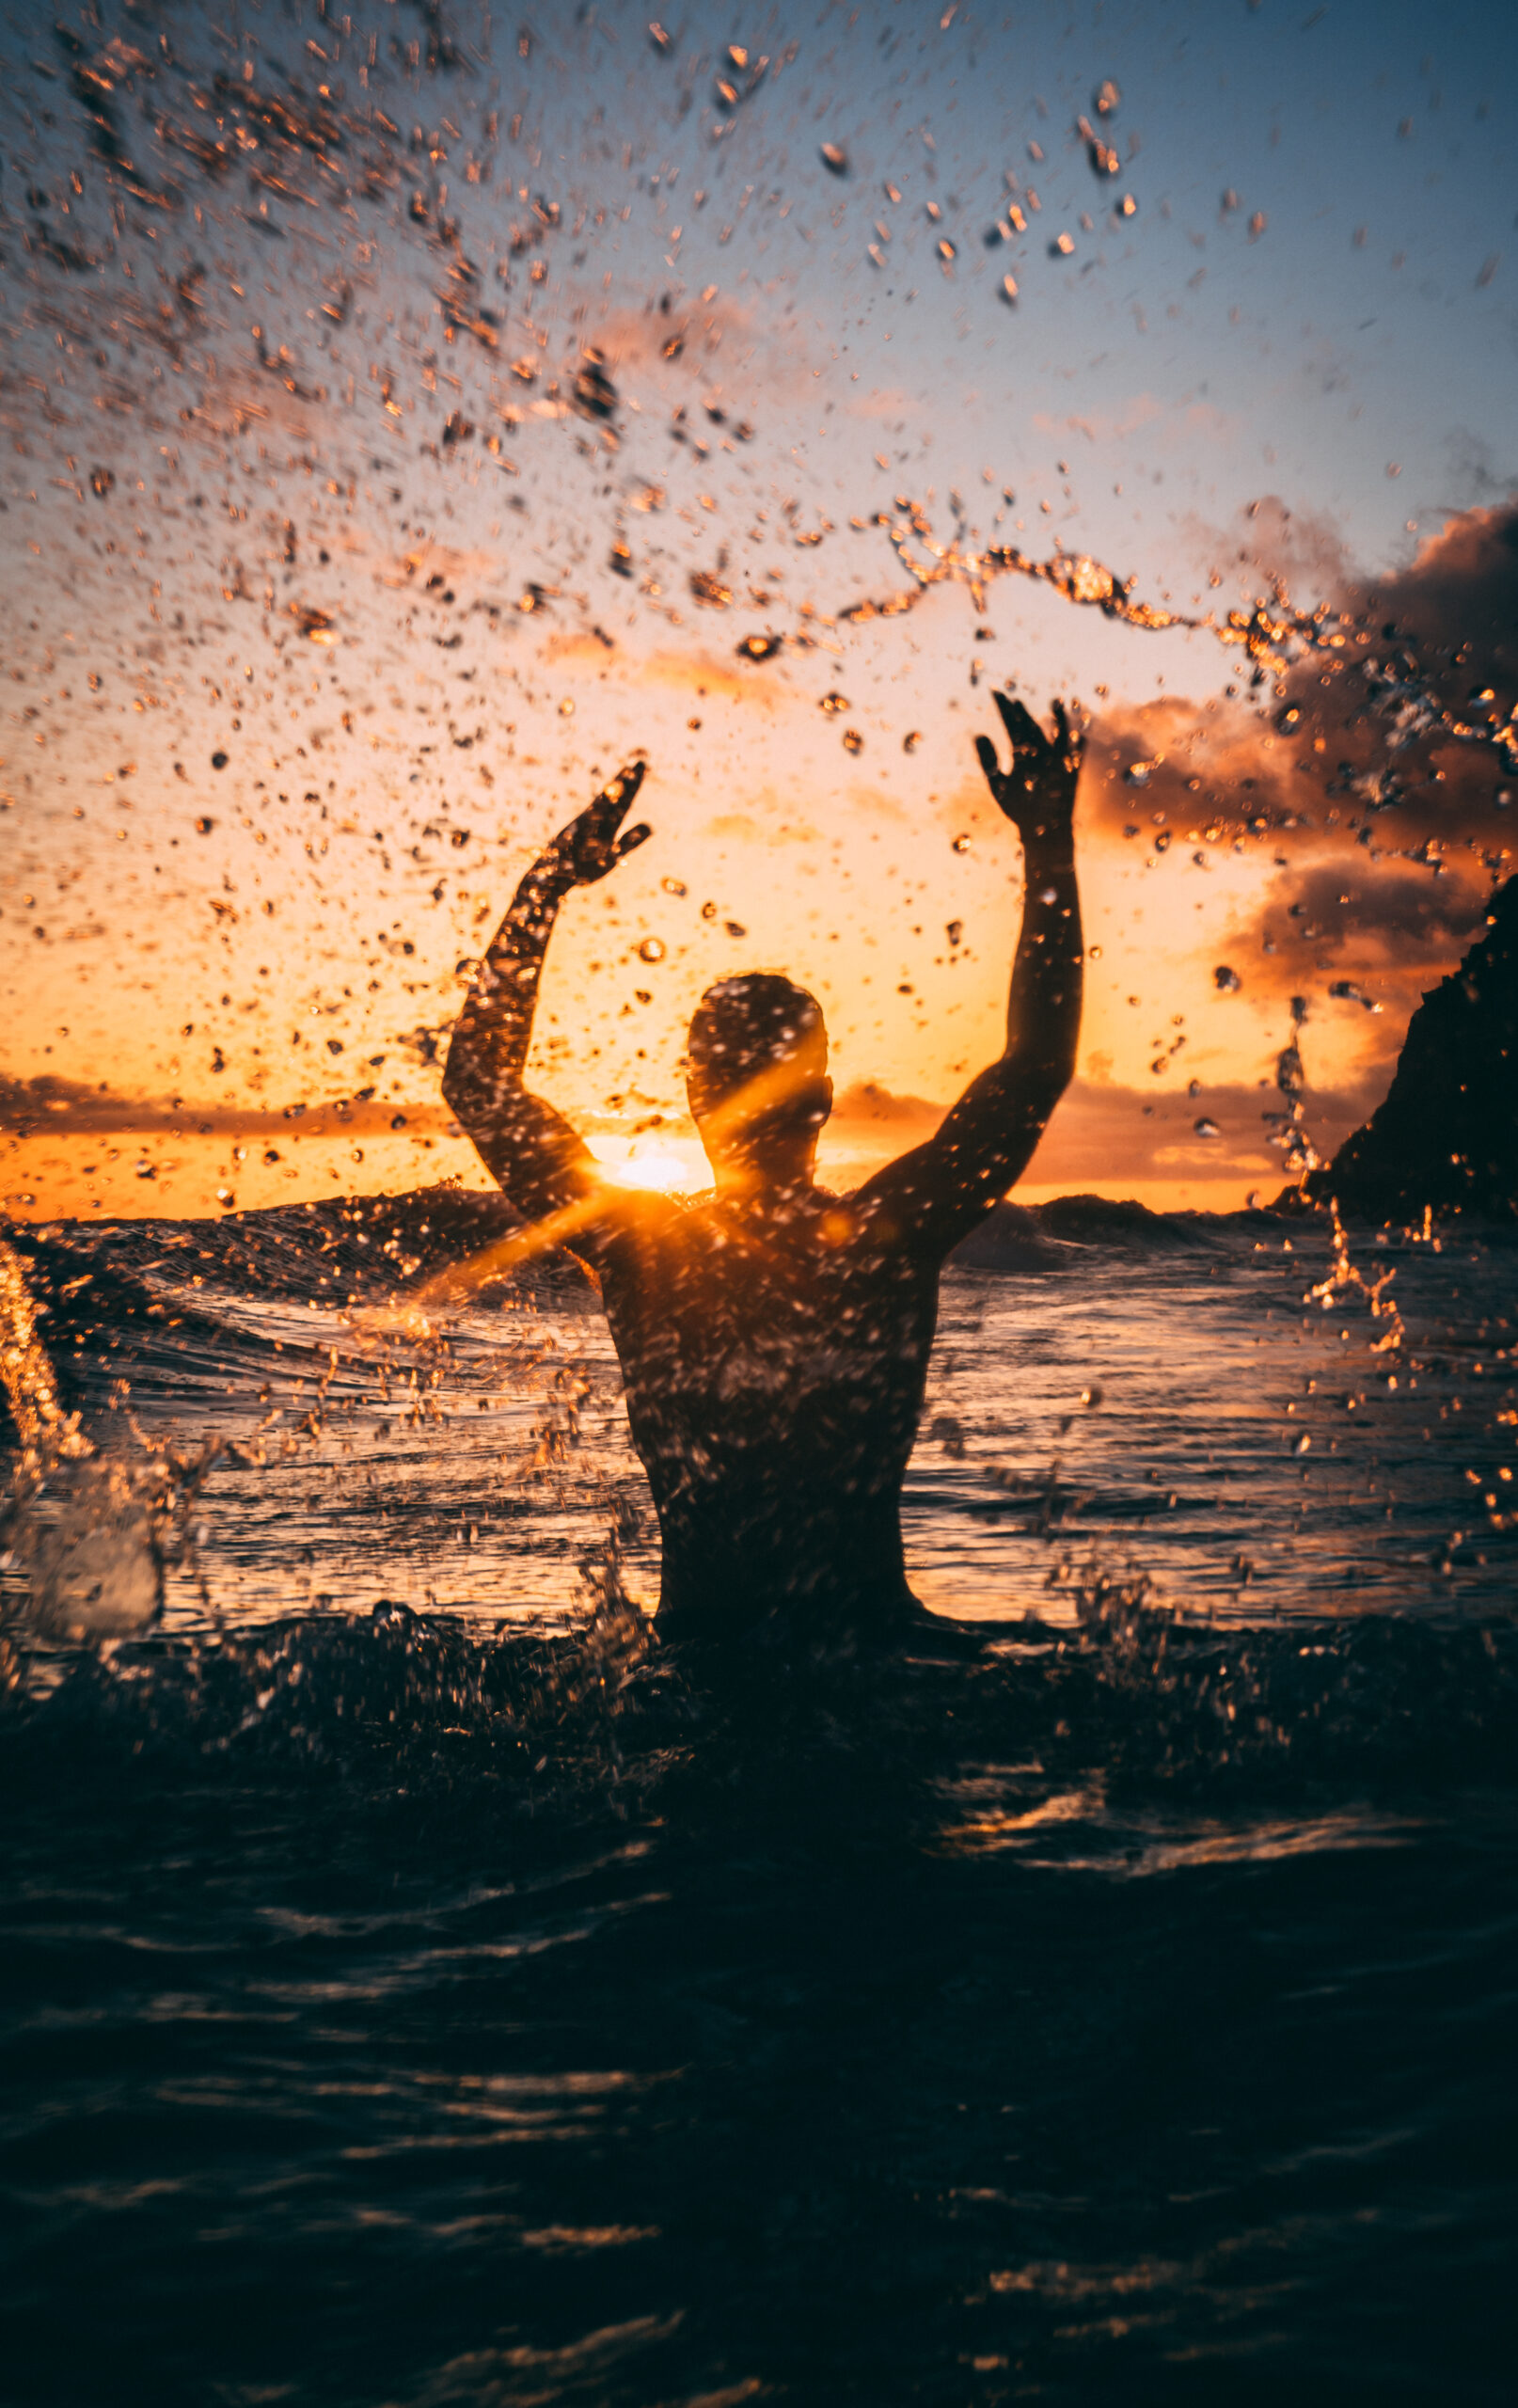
xmin=820 ymin=691 xmax=850 ymax=714
xmin=211 ymin=751 xmax=229 ymax=770
xmin=1214 ymin=965 xmax=1241 ymax=992
xmin=842 ymin=729 xmax=864 ymax=755
xmin=638 ymin=937 xmax=666 ymax=964
xmin=821 ymin=143 xmax=848 ymax=176
xmin=1194 ymin=1117 xmax=1221 ymax=1139
xmin=952 ymin=832 xmax=972 ymax=851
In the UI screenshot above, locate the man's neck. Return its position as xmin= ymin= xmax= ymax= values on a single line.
xmin=712 ymin=1160 xmax=819 ymax=1213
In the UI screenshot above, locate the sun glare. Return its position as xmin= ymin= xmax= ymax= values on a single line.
xmin=589 ymin=1136 xmax=709 ymax=1194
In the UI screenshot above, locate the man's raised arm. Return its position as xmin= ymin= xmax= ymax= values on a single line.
xmin=442 ymin=765 xmax=649 ymax=1226
xmin=857 ymin=694 xmax=1084 ymax=1251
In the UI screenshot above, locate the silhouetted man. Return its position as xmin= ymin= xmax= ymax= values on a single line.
xmin=443 ymin=693 xmax=1085 ymax=1643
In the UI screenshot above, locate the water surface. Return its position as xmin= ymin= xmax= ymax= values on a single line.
xmin=2 ymin=1201 xmax=1514 ymax=2404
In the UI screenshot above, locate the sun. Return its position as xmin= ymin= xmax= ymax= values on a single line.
xmin=615 ymin=1148 xmax=694 ymax=1192
xmin=588 ymin=1134 xmax=709 ymax=1194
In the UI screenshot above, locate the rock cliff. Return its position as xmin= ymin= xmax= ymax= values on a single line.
xmin=1311 ymin=875 xmax=1518 ymax=1218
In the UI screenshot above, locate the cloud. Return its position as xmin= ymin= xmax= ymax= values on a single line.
xmin=1024 ymin=1071 xmax=1385 ymax=1194
xmin=1190 ymin=494 xmax=1518 ymax=857
xmin=640 ymin=647 xmax=787 ymax=705
xmin=1036 ymin=393 xmax=1239 ymax=449
xmin=577 ymin=295 xmax=783 ymax=412
xmin=703 ymin=812 xmax=821 ymax=844
xmin=1078 ymin=696 xmax=1291 ymax=841
xmin=1034 ymin=396 xmax=1163 ymax=444
xmin=0 ymin=1075 xmax=451 ymax=1141
xmin=1216 ymin=853 xmax=1489 ymax=1016
xmin=1074 ymin=499 xmax=1518 ymax=1026
xmin=832 ymin=1079 xmax=941 ymax=1128
xmin=846 ymin=386 xmax=918 ymax=421
xmin=828 ymin=1070 xmax=1387 ymax=1197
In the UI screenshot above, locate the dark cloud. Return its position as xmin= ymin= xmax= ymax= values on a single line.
xmin=1217 ymin=854 xmax=1490 ymax=1017
xmin=1081 ymin=498 xmax=1518 ymax=864
xmin=1079 ymin=697 xmax=1304 ymax=844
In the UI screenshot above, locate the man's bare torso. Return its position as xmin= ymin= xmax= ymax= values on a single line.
xmin=586 ymin=1187 xmax=941 ymax=1639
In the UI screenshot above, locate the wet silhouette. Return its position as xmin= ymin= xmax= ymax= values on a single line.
xmin=443 ymin=694 xmax=1085 ymax=1641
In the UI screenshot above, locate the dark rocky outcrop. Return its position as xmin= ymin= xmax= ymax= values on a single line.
xmin=1309 ymin=874 xmax=1518 ymax=1219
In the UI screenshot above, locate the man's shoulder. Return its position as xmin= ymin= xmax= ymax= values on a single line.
xmin=831 ymin=1171 xmax=953 ymax=1267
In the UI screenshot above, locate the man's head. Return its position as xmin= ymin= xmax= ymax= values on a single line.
xmin=686 ymin=973 xmax=832 ymax=1190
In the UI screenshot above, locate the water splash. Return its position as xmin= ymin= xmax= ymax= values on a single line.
xmin=731 ymin=504 xmax=1518 ymax=782
xmin=0 ymin=1235 xmax=214 ymax=1640
xmin=1304 ymin=1200 xmax=1406 ymax=1359
xmin=0 ymin=1235 xmax=91 ymax=1479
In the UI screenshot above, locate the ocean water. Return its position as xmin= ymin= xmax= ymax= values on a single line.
xmin=2 ymin=1196 xmax=1516 ymax=2405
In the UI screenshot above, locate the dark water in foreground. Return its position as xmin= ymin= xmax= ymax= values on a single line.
xmin=2 ymin=1197 xmax=1516 ymax=2404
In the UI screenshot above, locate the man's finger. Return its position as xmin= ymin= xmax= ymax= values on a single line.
xmin=615 ymin=821 xmax=653 ymax=860
xmin=973 ymin=734 xmax=1003 ymax=787
xmin=612 ymin=759 xmax=647 ymax=806
xmin=589 ymin=760 xmax=647 ymax=833
xmin=1050 ymin=697 xmax=1086 ymax=756
xmin=993 ymin=690 xmax=1046 ymax=751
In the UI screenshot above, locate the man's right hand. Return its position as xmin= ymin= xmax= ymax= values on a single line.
xmin=541 ymin=763 xmax=651 ymax=888
xmin=974 ymin=693 xmax=1083 ymax=846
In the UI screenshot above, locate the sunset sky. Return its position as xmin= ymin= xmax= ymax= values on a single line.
xmin=3 ymin=0 xmax=1515 ymax=1218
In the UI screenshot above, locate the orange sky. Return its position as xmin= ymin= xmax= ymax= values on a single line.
xmin=1 ymin=482 xmax=1494 ymax=1220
